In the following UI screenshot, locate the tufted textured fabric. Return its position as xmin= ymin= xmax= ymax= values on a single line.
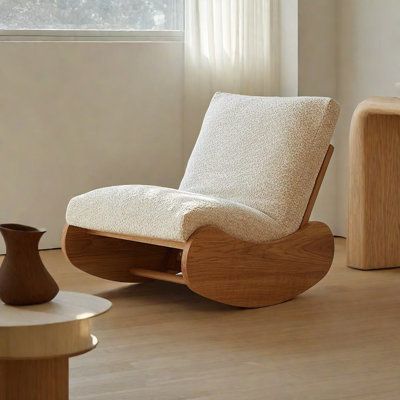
xmin=66 ymin=185 xmax=282 ymax=242
xmin=66 ymin=93 xmax=339 ymax=243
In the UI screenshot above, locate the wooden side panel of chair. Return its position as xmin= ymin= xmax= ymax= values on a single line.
xmin=182 ymin=222 xmax=334 ymax=308
xmin=63 ymin=222 xmax=334 ymax=307
xmin=62 ymin=225 xmax=181 ymax=282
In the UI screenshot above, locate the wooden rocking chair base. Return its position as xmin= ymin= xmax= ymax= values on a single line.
xmin=62 ymin=221 xmax=334 ymax=308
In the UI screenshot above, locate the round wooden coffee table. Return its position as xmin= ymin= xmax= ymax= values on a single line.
xmin=0 ymin=291 xmax=111 ymax=400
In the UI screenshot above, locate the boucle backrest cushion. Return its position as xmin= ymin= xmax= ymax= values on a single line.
xmin=179 ymin=92 xmax=340 ymax=237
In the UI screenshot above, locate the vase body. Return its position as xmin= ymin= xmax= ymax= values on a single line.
xmin=0 ymin=224 xmax=59 ymax=305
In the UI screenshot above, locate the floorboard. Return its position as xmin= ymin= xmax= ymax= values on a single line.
xmin=4 ymin=238 xmax=400 ymax=399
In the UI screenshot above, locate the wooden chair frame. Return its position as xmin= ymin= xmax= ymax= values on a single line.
xmin=62 ymin=145 xmax=334 ymax=308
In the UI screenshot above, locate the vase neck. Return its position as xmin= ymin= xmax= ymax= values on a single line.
xmin=0 ymin=224 xmax=45 ymax=252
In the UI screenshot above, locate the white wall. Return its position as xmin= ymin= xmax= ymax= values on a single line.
xmin=335 ymin=0 xmax=400 ymax=236
xmin=298 ymin=0 xmax=339 ymax=232
xmin=279 ymin=0 xmax=298 ymax=96
xmin=0 ymin=41 xmax=184 ymax=251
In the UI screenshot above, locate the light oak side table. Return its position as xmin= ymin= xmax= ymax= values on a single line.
xmin=0 ymin=291 xmax=111 ymax=400
xmin=348 ymin=96 xmax=400 ymax=269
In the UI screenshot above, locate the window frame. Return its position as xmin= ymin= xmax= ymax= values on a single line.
xmin=0 ymin=29 xmax=184 ymax=42
xmin=0 ymin=1 xmax=184 ymax=42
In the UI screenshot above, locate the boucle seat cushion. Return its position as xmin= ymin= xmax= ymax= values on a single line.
xmin=66 ymin=185 xmax=283 ymax=242
xmin=66 ymin=93 xmax=339 ymax=243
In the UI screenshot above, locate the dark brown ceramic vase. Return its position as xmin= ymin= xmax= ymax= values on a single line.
xmin=0 ymin=224 xmax=59 ymax=305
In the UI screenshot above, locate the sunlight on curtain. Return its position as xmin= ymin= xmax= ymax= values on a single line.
xmin=184 ymin=0 xmax=280 ymax=159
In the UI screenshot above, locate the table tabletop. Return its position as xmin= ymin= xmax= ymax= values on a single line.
xmin=0 ymin=291 xmax=111 ymax=328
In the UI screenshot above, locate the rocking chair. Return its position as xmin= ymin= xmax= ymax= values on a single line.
xmin=62 ymin=92 xmax=340 ymax=308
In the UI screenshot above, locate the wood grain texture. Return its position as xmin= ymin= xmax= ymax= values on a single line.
xmin=64 ymin=223 xmax=333 ymax=308
xmin=86 ymin=229 xmax=185 ymax=250
xmin=182 ymin=222 xmax=334 ymax=308
xmin=348 ymin=97 xmax=400 ymax=269
xmin=129 ymin=268 xmax=185 ymax=284
xmin=0 ymin=292 xmax=110 ymax=400
xmin=63 ymin=225 xmax=181 ymax=282
xmin=0 ymin=358 xmax=68 ymax=400
xmin=0 ymin=291 xmax=110 ymax=359
xmin=301 ymin=145 xmax=334 ymax=227
xmin=0 ymin=224 xmax=59 ymax=306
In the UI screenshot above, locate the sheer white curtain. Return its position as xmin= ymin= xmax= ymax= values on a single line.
xmin=184 ymin=0 xmax=280 ymax=159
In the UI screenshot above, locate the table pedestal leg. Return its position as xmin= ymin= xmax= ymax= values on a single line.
xmin=0 ymin=358 xmax=69 ymax=400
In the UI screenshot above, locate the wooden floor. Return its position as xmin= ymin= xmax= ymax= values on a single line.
xmin=15 ymin=238 xmax=400 ymax=399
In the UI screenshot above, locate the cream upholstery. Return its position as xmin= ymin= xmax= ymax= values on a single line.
xmin=66 ymin=185 xmax=282 ymax=242
xmin=66 ymin=93 xmax=340 ymax=243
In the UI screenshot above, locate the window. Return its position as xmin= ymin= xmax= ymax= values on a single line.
xmin=0 ymin=0 xmax=184 ymax=39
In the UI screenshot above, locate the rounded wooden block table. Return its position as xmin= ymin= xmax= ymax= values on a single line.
xmin=348 ymin=97 xmax=400 ymax=269
xmin=0 ymin=291 xmax=111 ymax=400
